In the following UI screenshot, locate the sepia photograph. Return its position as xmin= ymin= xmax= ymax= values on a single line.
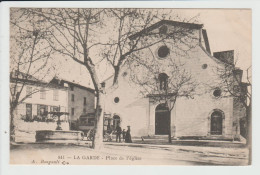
xmin=5 ymin=7 xmax=252 ymax=166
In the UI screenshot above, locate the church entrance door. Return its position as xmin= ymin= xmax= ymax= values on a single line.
xmin=155 ymin=104 xmax=170 ymax=135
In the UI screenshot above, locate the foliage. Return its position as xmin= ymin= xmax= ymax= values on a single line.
xmin=10 ymin=8 xmax=55 ymax=141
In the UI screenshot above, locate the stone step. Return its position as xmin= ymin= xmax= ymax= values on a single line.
xmin=139 ymin=135 xmax=169 ymax=140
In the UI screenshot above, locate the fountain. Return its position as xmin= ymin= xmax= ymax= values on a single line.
xmin=35 ymin=111 xmax=84 ymax=143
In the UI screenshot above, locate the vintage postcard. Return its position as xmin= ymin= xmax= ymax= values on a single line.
xmin=3 ymin=5 xmax=253 ymax=167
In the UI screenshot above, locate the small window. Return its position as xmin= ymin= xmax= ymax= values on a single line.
xmin=122 ymin=72 xmax=128 ymax=77
xmin=159 ymin=73 xmax=168 ymax=90
xmin=26 ymin=86 xmax=32 ymax=98
xmin=233 ymin=85 xmax=240 ymax=93
xmin=159 ymin=25 xmax=168 ymax=34
xmin=71 ymin=94 xmax=74 ymax=102
xmin=84 ymin=97 xmax=87 ymax=105
xmin=50 ymin=106 xmax=59 ymax=112
xmin=37 ymin=104 xmax=48 ymax=116
xmin=88 ymin=118 xmax=95 ymax=126
xmin=158 ymin=46 xmax=170 ymax=58
xmin=70 ymin=85 xmax=74 ymax=91
xmin=53 ymin=90 xmax=59 ymax=101
xmin=114 ymin=97 xmax=119 ymax=103
xmin=101 ymin=82 xmax=106 ymax=88
xmin=40 ymin=88 xmax=46 ymax=99
xmin=202 ymin=64 xmax=208 ymax=69
xmin=71 ymin=108 xmax=74 ymax=116
xmin=213 ymin=89 xmax=221 ymax=97
xmin=26 ymin=103 xmax=32 ymax=120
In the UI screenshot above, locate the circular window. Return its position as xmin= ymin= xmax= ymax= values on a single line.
xmin=159 ymin=25 xmax=168 ymax=34
xmin=114 ymin=97 xmax=120 ymax=103
xmin=122 ymin=72 xmax=127 ymax=77
xmin=202 ymin=64 xmax=208 ymax=69
xmin=158 ymin=46 xmax=170 ymax=58
xmin=213 ymin=89 xmax=221 ymax=97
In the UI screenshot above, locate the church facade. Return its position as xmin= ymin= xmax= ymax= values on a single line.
xmin=103 ymin=20 xmax=244 ymax=140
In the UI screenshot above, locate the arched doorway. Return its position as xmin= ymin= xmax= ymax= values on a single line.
xmin=155 ymin=103 xmax=170 ymax=135
xmin=113 ymin=115 xmax=121 ymax=130
xmin=210 ymin=111 xmax=224 ymax=135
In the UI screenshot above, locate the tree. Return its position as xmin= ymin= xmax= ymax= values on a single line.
xmin=23 ymin=8 xmax=199 ymax=149
xmin=10 ymin=8 xmax=53 ymax=141
xmin=215 ymin=60 xmax=251 ymax=163
xmin=215 ymin=61 xmax=251 ymax=141
xmin=127 ymin=47 xmax=199 ymax=143
xmin=101 ymin=9 xmax=200 ymax=85
xmin=22 ymin=8 xmax=113 ymax=149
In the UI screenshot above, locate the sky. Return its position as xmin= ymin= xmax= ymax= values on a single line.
xmin=60 ymin=9 xmax=251 ymax=87
xmin=185 ymin=9 xmax=251 ymax=70
xmin=9 ymin=8 xmax=252 ymax=89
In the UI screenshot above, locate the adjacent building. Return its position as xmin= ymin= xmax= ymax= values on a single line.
xmin=50 ymin=78 xmax=96 ymax=132
xmin=10 ymin=72 xmax=95 ymax=142
xmin=10 ymin=72 xmax=69 ymax=142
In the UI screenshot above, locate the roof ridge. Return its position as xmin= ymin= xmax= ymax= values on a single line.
xmin=129 ymin=20 xmax=203 ymax=40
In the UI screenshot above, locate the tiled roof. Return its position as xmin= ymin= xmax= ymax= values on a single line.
xmin=50 ymin=78 xmax=95 ymax=93
xmin=61 ymin=79 xmax=95 ymax=93
xmin=10 ymin=71 xmax=67 ymax=89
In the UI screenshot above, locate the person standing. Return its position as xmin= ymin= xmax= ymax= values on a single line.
xmin=125 ymin=126 xmax=132 ymax=143
xmin=116 ymin=124 xmax=122 ymax=142
xmin=122 ymin=129 xmax=126 ymax=142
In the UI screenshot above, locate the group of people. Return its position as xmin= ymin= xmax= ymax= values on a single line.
xmin=115 ymin=125 xmax=132 ymax=143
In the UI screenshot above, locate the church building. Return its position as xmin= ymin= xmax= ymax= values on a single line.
xmin=102 ymin=20 xmax=245 ymax=140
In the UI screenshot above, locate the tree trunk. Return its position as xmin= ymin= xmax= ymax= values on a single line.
xmin=82 ymin=55 xmax=104 ymax=150
xmin=168 ymin=110 xmax=172 ymax=143
xmin=113 ymin=66 xmax=119 ymax=85
xmin=10 ymin=107 xmax=15 ymax=142
xmin=92 ymin=93 xmax=104 ymax=150
xmin=246 ymin=105 xmax=252 ymax=164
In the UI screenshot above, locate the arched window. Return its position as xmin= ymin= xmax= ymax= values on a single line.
xmin=159 ymin=73 xmax=168 ymax=90
xmin=210 ymin=110 xmax=224 ymax=135
xmin=113 ymin=115 xmax=121 ymax=130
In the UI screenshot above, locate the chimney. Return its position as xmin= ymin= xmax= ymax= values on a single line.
xmin=202 ymin=29 xmax=211 ymax=54
xmin=213 ymin=50 xmax=234 ymax=65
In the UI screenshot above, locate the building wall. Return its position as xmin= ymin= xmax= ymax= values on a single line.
xmin=13 ymin=83 xmax=69 ymax=116
xmin=67 ymin=85 xmax=95 ymax=122
xmin=11 ymin=82 xmax=70 ymax=142
xmin=104 ymin=41 xmax=239 ymax=139
xmin=104 ymin=83 xmax=149 ymax=136
xmin=147 ymin=91 xmax=234 ymax=139
xmin=233 ymin=97 xmax=246 ymax=137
